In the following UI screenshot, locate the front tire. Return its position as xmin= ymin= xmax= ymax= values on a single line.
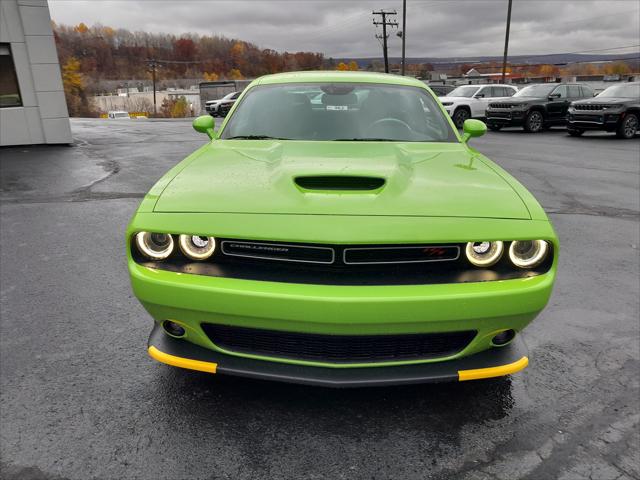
xmin=567 ymin=128 xmax=584 ymax=137
xmin=524 ymin=110 xmax=544 ymax=133
xmin=453 ymin=108 xmax=470 ymax=129
xmin=616 ymin=113 xmax=638 ymax=139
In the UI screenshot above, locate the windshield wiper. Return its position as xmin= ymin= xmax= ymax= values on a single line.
xmin=226 ymin=135 xmax=290 ymax=140
xmin=333 ymin=138 xmax=396 ymax=141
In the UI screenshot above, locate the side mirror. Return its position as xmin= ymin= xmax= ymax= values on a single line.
xmin=548 ymin=93 xmax=561 ymax=100
xmin=461 ymin=119 xmax=487 ymax=143
xmin=474 ymin=93 xmax=485 ymax=98
xmin=192 ymin=115 xmax=216 ymax=139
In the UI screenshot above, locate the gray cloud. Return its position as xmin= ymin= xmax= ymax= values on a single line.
xmin=48 ymin=0 xmax=640 ymax=58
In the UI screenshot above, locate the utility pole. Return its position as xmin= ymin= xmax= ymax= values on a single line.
xmin=501 ymin=0 xmax=513 ymax=83
xmin=373 ymin=9 xmax=397 ymax=73
xmin=401 ymin=0 xmax=406 ymax=75
xmin=145 ymin=59 xmax=159 ymax=114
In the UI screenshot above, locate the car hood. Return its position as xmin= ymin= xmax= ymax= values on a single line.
xmin=572 ymin=97 xmax=631 ymax=105
xmin=439 ymin=96 xmax=470 ymax=102
xmin=154 ymin=141 xmax=530 ymax=219
xmin=492 ymin=97 xmax=544 ymax=105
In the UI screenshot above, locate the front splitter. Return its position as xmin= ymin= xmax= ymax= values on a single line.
xmin=147 ymin=324 xmax=529 ymax=388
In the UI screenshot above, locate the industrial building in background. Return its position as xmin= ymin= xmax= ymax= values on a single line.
xmin=0 ymin=0 xmax=71 ymax=146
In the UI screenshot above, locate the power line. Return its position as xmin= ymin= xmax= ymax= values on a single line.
xmin=372 ymin=9 xmax=397 ymax=73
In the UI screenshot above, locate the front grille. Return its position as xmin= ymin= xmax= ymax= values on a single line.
xmin=221 ymin=240 xmax=335 ymax=264
xmin=343 ymin=245 xmax=459 ymax=264
xmin=219 ymin=102 xmax=234 ymax=115
xmin=490 ymin=103 xmax=513 ymax=109
xmin=574 ymin=104 xmax=609 ymax=111
xmin=572 ymin=114 xmax=603 ymax=122
xmin=201 ymin=324 xmax=477 ymax=363
xmin=220 ymin=239 xmax=461 ymax=266
xmin=488 ymin=112 xmax=512 ymax=119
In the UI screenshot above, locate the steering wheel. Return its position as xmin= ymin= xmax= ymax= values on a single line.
xmin=367 ymin=118 xmax=412 ymax=137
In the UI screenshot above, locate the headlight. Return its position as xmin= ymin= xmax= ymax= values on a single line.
xmin=511 ymin=104 xmax=527 ymax=110
xmin=441 ymin=102 xmax=453 ymax=106
xmin=465 ymin=241 xmax=504 ymax=267
xmin=179 ymin=234 xmax=216 ymax=260
xmin=509 ymin=240 xmax=548 ymax=268
xmin=135 ymin=232 xmax=174 ymax=260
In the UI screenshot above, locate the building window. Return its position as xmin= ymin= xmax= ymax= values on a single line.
xmin=0 ymin=44 xmax=22 ymax=108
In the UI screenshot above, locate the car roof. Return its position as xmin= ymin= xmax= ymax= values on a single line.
xmin=253 ymin=70 xmax=426 ymax=88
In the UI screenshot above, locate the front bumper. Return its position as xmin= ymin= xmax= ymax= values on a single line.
xmin=486 ymin=110 xmax=526 ymax=127
xmin=148 ymin=323 xmax=529 ymax=387
xmin=130 ymin=259 xmax=554 ymax=368
xmin=568 ymin=112 xmax=621 ymax=131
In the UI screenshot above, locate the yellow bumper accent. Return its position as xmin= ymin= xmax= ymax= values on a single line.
xmin=148 ymin=346 xmax=217 ymax=374
xmin=458 ymin=356 xmax=528 ymax=381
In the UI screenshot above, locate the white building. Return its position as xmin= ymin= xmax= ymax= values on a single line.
xmin=0 ymin=0 xmax=72 ymax=146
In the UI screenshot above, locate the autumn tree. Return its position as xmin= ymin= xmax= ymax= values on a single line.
xmin=203 ymin=71 xmax=219 ymax=81
xmin=52 ymin=22 xmax=325 ymax=83
xmin=227 ymin=68 xmax=243 ymax=80
xmin=62 ymin=56 xmax=96 ymax=116
xmin=348 ymin=60 xmax=359 ymax=71
xmin=336 ymin=62 xmax=349 ymax=71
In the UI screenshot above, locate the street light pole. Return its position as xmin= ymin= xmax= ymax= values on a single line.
xmin=401 ymin=0 xmax=406 ymax=76
xmin=501 ymin=0 xmax=513 ymax=83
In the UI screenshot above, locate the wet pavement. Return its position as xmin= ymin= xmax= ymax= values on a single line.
xmin=1 ymin=119 xmax=638 ymax=480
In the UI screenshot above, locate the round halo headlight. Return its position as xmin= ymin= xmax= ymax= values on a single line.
xmin=465 ymin=241 xmax=504 ymax=267
xmin=135 ymin=232 xmax=174 ymax=260
xmin=509 ymin=240 xmax=549 ymax=268
xmin=179 ymin=234 xmax=216 ymax=260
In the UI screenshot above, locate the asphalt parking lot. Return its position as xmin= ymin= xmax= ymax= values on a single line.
xmin=1 ymin=118 xmax=638 ymax=480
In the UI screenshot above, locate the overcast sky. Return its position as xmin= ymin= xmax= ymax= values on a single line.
xmin=48 ymin=0 xmax=640 ymax=59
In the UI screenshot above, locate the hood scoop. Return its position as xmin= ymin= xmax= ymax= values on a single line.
xmin=294 ymin=175 xmax=386 ymax=192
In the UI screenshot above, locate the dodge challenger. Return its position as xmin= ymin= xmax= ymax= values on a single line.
xmin=127 ymin=71 xmax=558 ymax=387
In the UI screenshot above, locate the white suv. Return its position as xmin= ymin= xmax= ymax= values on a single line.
xmin=439 ymin=84 xmax=518 ymax=128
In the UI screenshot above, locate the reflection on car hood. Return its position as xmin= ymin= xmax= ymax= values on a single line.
xmin=572 ymin=97 xmax=634 ymax=105
xmin=154 ymin=141 xmax=530 ymax=219
xmin=495 ymin=97 xmax=544 ymax=104
xmin=439 ymin=96 xmax=471 ymax=102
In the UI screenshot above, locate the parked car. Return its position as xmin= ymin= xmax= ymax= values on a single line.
xmin=567 ymin=82 xmax=639 ymax=139
xmin=428 ymin=84 xmax=456 ymax=97
xmin=127 ymin=71 xmax=558 ymax=387
xmin=485 ymin=83 xmax=594 ymax=132
xmin=217 ymin=100 xmax=236 ymax=117
xmin=439 ymin=84 xmax=518 ymax=128
xmin=107 ymin=110 xmax=130 ymax=119
xmin=205 ymin=91 xmax=240 ymax=116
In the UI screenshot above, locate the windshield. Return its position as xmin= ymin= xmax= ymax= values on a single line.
xmin=514 ymin=84 xmax=556 ymax=97
xmin=447 ymin=86 xmax=480 ymax=98
xmin=221 ymin=83 xmax=457 ymax=142
xmin=597 ymin=84 xmax=640 ymax=98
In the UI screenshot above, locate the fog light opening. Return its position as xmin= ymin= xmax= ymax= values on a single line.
xmin=491 ymin=329 xmax=516 ymax=347
xmin=162 ymin=320 xmax=186 ymax=338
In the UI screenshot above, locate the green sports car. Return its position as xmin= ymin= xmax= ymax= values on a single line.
xmin=127 ymin=71 xmax=558 ymax=387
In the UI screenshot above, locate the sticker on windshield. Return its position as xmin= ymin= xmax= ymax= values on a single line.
xmin=326 ymin=105 xmax=349 ymax=111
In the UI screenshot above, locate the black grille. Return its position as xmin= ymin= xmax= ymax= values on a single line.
xmin=572 ymin=114 xmax=603 ymax=122
xmin=344 ymin=245 xmax=459 ymax=264
xmin=490 ymin=103 xmax=513 ymax=109
xmin=201 ymin=324 xmax=477 ymax=363
xmin=221 ymin=240 xmax=334 ymax=264
xmin=574 ymin=104 xmax=608 ymax=111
